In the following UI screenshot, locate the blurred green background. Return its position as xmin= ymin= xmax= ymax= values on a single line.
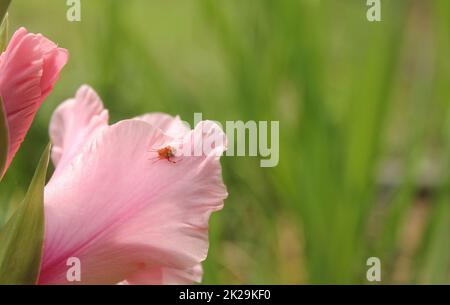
xmin=1 ymin=0 xmax=450 ymax=284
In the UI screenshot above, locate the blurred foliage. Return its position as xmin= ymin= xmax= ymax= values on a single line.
xmin=0 ymin=0 xmax=450 ymax=284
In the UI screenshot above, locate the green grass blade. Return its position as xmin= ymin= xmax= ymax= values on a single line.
xmin=0 ymin=13 xmax=8 ymax=52
xmin=0 ymin=0 xmax=10 ymax=24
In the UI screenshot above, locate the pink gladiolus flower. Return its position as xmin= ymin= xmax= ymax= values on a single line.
xmin=38 ymin=85 xmax=228 ymax=284
xmin=0 ymin=27 xmax=68 ymax=177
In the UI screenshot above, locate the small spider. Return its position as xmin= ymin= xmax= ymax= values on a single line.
xmin=149 ymin=146 xmax=178 ymax=164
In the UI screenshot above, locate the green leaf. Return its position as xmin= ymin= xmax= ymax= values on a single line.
xmin=0 ymin=144 xmax=50 ymax=284
xmin=0 ymin=98 xmax=8 ymax=181
xmin=0 ymin=0 xmax=10 ymax=24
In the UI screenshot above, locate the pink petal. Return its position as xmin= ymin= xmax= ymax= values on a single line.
xmin=39 ymin=119 xmax=227 ymax=284
xmin=135 ymin=113 xmax=190 ymax=138
xmin=49 ymin=85 xmax=108 ymax=178
xmin=0 ymin=27 xmax=68 ymax=176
